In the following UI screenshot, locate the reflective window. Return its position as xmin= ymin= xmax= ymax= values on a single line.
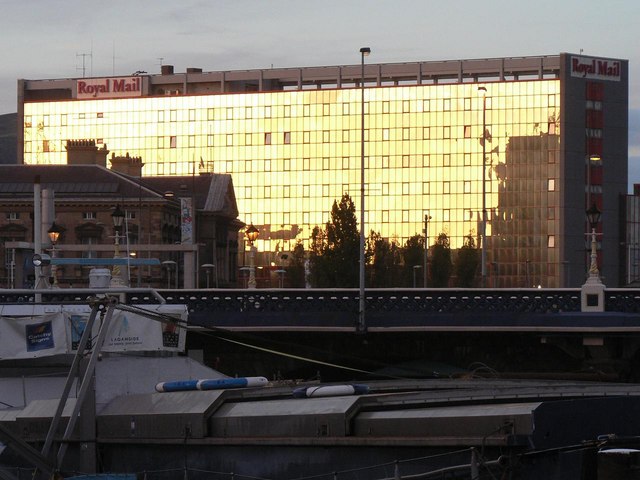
xmin=24 ymin=79 xmax=562 ymax=286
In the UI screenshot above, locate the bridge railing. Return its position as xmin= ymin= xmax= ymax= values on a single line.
xmin=130 ymin=288 xmax=585 ymax=314
xmin=1 ymin=288 xmax=639 ymax=314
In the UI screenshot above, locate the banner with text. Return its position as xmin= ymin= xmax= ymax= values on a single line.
xmin=0 ymin=305 xmax=187 ymax=360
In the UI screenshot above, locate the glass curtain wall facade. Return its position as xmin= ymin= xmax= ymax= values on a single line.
xmin=23 ymin=79 xmax=561 ymax=287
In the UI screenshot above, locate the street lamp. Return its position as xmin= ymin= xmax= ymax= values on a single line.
xmin=581 ymin=202 xmax=604 ymax=312
xmin=423 ymin=213 xmax=431 ymax=288
xmin=359 ymin=46 xmax=370 ymax=334
xmin=586 ymin=203 xmax=602 ymax=280
xmin=587 ymin=154 xmax=602 ymax=209
xmin=275 ymin=269 xmax=286 ymax=288
xmin=586 ymin=154 xmax=602 ymax=272
xmin=201 ymin=263 xmax=216 ymax=288
xmin=110 ymin=205 xmax=126 ymax=287
xmin=412 ymin=265 xmax=422 ymax=288
xmin=478 ymin=86 xmax=488 ymax=288
xmin=162 ymin=260 xmax=177 ymax=289
xmin=245 ymin=224 xmax=259 ymax=289
xmin=47 ymin=222 xmax=62 ymax=288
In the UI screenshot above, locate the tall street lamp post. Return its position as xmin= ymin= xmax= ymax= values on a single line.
xmin=245 ymin=224 xmax=259 ymax=289
xmin=358 ymin=46 xmax=370 ymax=334
xmin=110 ymin=205 xmax=127 ymax=287
xmin=478 ymin=86 xmax=488 ymax=288
xmin=47 ymin=222 xmax=62 ymax=288
xmin=423 ymin=213 xmax=431 ymax=288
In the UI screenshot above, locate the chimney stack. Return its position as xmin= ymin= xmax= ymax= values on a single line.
xmin=65 ymin=139 xmax=109 ymax=166
xmin=109 ymin=152 xmax=145 ymax=177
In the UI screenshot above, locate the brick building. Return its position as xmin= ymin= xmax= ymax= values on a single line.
xmin=0 ymin=141 xmax=242 ymax=288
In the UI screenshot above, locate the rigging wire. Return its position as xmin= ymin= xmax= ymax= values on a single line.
xmin=108 ymin=301 xmax=403 ymax=378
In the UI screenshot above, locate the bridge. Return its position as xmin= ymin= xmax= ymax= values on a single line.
xmin=3 ymin=287 xmax=640 ymax=332
xmin=174 ymin=287 xmax=640 ymax=332
xmin=3 ymin=287 xmax=640 ymax=381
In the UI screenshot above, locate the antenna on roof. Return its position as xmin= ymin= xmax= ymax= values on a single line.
xmin=76 ymin=52 xmax=93 ymax=78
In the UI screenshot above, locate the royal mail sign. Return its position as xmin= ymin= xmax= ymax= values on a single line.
xmin=570 ymin=56 xmax=621 ymax=81
xmin=77 ymin=76 xmax=143 ymax=99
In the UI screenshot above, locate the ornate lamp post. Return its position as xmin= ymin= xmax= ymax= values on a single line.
xmin=245 ymin=224 xmax=259 ymax=289
xmin=47 ymin=222 xmax=62 ymax=288
xmin=110 ymin=205 xmax=126 ymax=287
xmin=585 ymin=154 xmax=602 ymax=274
xmin=586 ymin=203 xmax=602 ymax=280
xmin=581 ymin=202 xmax=604 ymax=312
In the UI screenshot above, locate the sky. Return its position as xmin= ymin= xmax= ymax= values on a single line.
xmin=1 ymin=0 xmax=639 ymax=187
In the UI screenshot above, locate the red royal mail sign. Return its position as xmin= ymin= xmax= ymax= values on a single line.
xmin=570 ymin=56 xmax=621 ymax=81
xmin=77 ymin=77 xmax=143 ymax=99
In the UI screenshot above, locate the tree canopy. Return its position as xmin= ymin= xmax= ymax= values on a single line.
xmin=430 ymin=232 xmax=452 ymax=288
xmin=454 ymin=233 xmax=479 ymax=287
xmin=309 ymin=194 xmax=361 ymax=287
xmin=308 ymin=196 xmax=478 ymax=289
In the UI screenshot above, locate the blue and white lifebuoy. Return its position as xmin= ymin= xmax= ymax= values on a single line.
xmin=197 ymin=376 xmax=268 ymax=390
xmin=155 ymin=376 xmax=268 ymax=393
xmin=292 ymin=384 xmax=369 ymax=398
xmin=155 ymin=380 xmax=199 ymax=392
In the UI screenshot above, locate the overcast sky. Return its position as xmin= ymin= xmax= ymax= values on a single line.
xmin=2 ymin=0 xmax=639 ymax=186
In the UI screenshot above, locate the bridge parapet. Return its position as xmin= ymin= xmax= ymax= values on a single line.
xmin=2 ymin=288 xmax=640 ymax=332
xmin=3 ymin=287 xmax=640 ymax=316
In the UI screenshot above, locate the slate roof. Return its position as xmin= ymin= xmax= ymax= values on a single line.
xmin=0 ymin=165 xmax=239 ymax=218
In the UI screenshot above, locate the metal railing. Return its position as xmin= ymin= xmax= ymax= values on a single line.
xmin=2 ymin=287 xmax=640 ymax=317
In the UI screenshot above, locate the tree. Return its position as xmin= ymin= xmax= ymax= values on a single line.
xmin=309 ymin=226 xmax=329 ymax=287
xmin=401 ymin=234 xmax=425 ymax=287
xmin=454 ymin=234 xmax=479 ymax=287
xmin=309 ymin=194 xmax=360 ymax=287
xmin=287 ymin=241 xmax=307 ymax=288
xmin=430 ymin=232 xmax=452 ymax=288
xmin=369 ymin=231 xmax=401 ymax=287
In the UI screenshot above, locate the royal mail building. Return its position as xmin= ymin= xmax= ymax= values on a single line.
xmin=16 ymin=53 xmax=628 ymax=287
